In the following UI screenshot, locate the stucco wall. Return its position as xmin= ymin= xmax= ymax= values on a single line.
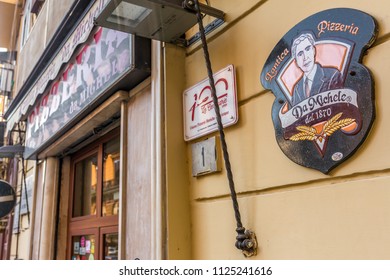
xmin=46 ymin=0 xmax=75 ymax=42
xmin=181 ymin=0 xmax=390 ymax=259
xmin=14 ymin=0 xmax=74 ymax=95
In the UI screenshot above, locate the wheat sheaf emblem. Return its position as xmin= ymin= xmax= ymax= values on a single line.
xmin=289 ymin=113 xmax=355 ymax=142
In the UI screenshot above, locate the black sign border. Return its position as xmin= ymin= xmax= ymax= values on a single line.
xmin=261 ymin=8 xmax=378 ymax=174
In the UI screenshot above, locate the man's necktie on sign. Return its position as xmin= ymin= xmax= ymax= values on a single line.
xmin=305 ymin=77 xmax=311 ymax=98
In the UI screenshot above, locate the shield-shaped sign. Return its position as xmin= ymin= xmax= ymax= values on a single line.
xmin=260 ymin=8 xmax=378 ymax=174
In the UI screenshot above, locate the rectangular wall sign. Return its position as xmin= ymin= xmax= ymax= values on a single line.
xmin=183 ymin=64 xmax=238 ymax=141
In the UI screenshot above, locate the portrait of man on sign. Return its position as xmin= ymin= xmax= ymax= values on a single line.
xmin=291 ymin=32 xmax=344 ymax=106
xmin=261 ymin=8 xmax=377 ymax=173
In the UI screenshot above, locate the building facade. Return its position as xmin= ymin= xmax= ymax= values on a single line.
xmin=0 ymin=0 xmax=390 ymax=260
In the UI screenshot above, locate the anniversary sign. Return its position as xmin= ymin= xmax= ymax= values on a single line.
xmin=260 ymin=8 xmax=377 ymax=173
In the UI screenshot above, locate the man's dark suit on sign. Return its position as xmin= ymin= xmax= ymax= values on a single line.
xmin=290 ymin=32 xmax=344 ymax=106
xmin=291 ymin=63 xmax=343 ymax=106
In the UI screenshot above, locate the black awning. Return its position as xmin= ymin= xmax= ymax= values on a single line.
xmin=0 ymin=144 xmax=25 ymax=158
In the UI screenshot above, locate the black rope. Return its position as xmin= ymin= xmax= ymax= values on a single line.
xmin=20 ymin=159 xmax=30 ymax=225
xmin=192 ymin=0 xmax=257 ymax=256
xmin=192 ymin=0 xmax=243 ymax=230
xmin=14 ymin=122 xmax=30 ymax=259
xmin=17 ymin=122 xmax=30 ymax=225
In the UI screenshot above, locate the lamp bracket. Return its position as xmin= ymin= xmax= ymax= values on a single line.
xmin=187 ymin=17 xmax=224 ymax=46
xmin=183 ymin=0 xmax=224 ymax=19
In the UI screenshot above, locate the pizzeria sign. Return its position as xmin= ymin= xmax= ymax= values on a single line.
xmin=260 ymin=8 xmax=377 ymax=173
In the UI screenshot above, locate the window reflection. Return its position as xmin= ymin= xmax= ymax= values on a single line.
xmin=73 ymin=154 xmax=98 ymax=217
xmin=103 ymin=233 xmax=118 ymax=260
xmin=102 ymin=138 xmax=120 ymax=216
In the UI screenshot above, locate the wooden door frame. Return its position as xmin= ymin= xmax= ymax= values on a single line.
xmin=66 ymin=128 xmax=120 ymax=259
xmin=0 ymin=214 xmax=13 ymax=260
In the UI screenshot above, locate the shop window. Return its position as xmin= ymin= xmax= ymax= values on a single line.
xmin=101 ymin=226 xmax=118 ymax=260
xmin=72 ymin=153 xmax=98 ymax=217
xmin=31 ymin=0 xmax=45 ymax=14
xmin=68 ymin=130 xmax=120 ymax=260
xmin=102 ymin=139 xmax=120 ymax=216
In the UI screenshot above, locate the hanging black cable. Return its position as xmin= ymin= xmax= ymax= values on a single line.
xmin=20 ymin=159 xmax=30 ymax=225
xmin=14 ymin=121 xmax=30 ymax=259
xmin=14 ymin=177 xmax=22 ymax=259
xmin=17 ymin=122 xmax=30 ymax=225
xmin=192 ymin=0 xmax=257 ymax=257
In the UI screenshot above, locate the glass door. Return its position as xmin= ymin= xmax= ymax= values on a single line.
xmin=67 ymin=129 xmax=120 ymax=260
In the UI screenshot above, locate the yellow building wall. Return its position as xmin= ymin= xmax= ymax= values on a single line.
xmin=164 ymin=45 xmax=192 ymax=259
xmin=181 ymin=0 xmax=390 ymax=259
xmin=14 ymin=0 xmax=74 ymax=96
xmin=0 ymin=2 xmax=15 ymax=50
